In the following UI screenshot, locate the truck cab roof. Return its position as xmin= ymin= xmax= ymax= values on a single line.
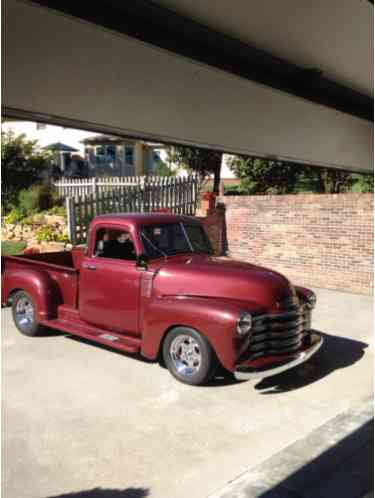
xmin=91 ymin=212 xmax=199 ymax=229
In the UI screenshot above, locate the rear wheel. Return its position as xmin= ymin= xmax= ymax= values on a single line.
xmin=11 ymin=291 xmax=43 ymax=337
xmin=163 ymin=327 xmax=218 ymax=385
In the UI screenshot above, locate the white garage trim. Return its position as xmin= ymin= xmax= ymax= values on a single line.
xmin=3 ymin=0 xmax=373 ymax=173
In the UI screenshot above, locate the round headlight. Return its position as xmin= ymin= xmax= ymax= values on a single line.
xmin=307 ymin=291 xmax=317 ymax=309
xmin=237 ymin=312 xmax=252 ymax=336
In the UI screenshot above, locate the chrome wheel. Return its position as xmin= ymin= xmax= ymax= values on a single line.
xmin=15 ymin=296 xmax=35 ymax=330
xmin=170 ymin=334 xmax=202 ymax=377
xmin=163 ymin=327 xmax=218 ymax=385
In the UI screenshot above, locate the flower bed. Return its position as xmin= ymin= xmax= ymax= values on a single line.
xmin=1 ymin=214 xmax=69 ymax=253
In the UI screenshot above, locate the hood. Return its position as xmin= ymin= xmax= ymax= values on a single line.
xmin=152 ymin=255 xmax=296 ymax=313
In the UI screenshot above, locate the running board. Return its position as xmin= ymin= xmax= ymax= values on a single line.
xmin=43 ymin=318 xmax=141 ymax=354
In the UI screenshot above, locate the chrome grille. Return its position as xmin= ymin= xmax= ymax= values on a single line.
xmin=247 ymin=303 xmax=312 ymax=359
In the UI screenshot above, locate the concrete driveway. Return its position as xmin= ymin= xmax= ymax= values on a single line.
xmin=2 ymin=288 xmax=373 ymax=498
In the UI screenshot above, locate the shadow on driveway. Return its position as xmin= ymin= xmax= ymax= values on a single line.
xmin=46 ymin=487 xmax=149 ymax=498
xmin=257 ymin=419 xmax=374 ymax=498
xmin=66 ymin=334 xmax=241 ymax=388
xmin=254 ymin=330 xmax=368 ymax=394
xmin=66 ymin=329 xmax=368 ymax=391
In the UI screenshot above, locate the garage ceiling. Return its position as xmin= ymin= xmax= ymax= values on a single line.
xmin=2 ymin=0 xmax=373 ymax=172
xmin=154 ymin=0 xmax=373 ymax=98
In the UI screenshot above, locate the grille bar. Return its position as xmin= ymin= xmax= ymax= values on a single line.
xmin=251 ymin=324 xmax=305 ymax=343
xmin=252 ymin=315 xmax=306 ymax=333
xmin=249 ymin=331 xmax=304 ymax=352
xmin=250 ymin=341 xmax=305 ymax=359
xmin=246 ymin=304 xmax=312 ymax=359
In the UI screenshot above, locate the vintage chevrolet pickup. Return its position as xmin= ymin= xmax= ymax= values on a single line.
xmin=2 ymin=213 xmax=323 ymax=385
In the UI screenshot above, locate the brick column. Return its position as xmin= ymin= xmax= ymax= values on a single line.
xmin=199 ymin=206 xmax=226 ymax=256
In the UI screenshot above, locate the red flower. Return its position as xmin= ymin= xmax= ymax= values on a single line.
xmin=23 ymin=247 xmax=40 ymax=255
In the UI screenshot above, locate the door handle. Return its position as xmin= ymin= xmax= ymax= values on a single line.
xmin=83 ymin=263 xmax=97 ymax=271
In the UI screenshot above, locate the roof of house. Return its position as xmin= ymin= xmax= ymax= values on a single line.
xmin=81 ymin=134 xmax=130 ymax=145
xmin=81 ymin=134 xmax=166 ymax=148
xmin=43 ymin=142 xmax=78 ymax=152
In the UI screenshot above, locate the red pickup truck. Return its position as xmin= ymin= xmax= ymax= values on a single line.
xmin=2 ymin=213 xmax=322 ymax=385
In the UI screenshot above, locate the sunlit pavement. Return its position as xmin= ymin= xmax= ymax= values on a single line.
xmin=209 ymin=400 xmax=373 ymax=498
xmin=2 ymin=288 xmax=373 ymax=498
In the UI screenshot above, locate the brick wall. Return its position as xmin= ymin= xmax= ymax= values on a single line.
xmin=199 ymin=208 xmax=226 ymax=256
xmin=214 ymin=193 xmax=373 ymax=295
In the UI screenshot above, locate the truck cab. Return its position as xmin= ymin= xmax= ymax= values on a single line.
xmin=2 ymin=213 xmax=323 ymax=385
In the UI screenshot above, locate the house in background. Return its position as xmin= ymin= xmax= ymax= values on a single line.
xmin=2 ymin=120 xmax=238 ymax=184
xmin=2 ymin=120 xmax=169 ymax=178
xmin=82 ymin=135 xmax=239 ymax=183
xmin=42 ymin=142 xmax=82 ymax=178
xmin=2 ymin=120 xmax=93 ymax=178
xmin=81 ymin=135 xmax=167 ymax=177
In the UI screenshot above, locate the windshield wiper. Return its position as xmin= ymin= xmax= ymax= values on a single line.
xmin=141 ymin=233 xmax=168 ymax=260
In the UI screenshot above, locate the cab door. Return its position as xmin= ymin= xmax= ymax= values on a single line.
xmin=78 ymin=226 xmax=141 ymax=336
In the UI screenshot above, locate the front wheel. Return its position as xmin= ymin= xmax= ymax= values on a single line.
xmin=11 ymin=291 xmax=43 ymax=337
xmin=162 ymin=327 xmax=218 ymax=385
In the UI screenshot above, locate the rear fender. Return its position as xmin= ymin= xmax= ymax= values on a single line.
xmin=141 ymin=296 xmax=250 ymax=372
xmin=2 ymin=268 xmax=63 ymax=321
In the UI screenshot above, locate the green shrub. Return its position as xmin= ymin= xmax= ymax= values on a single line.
xmin=55 ymin=232 xmax=69 ymax=243
xmin=2 ymin=130 xmax=50 ymax=212
xmin=35 ymin=226 xmax=56 ymax=242
xmin=1 ymin=241 xmax=27 ymax=256
xmin=46 ymin=205 xmax=67 ymax=217
xmin=4 ymin=207 xmax=26 ymax=224
xmin=19 ymin=216 xmax=34 ymax=226
xmin=31 ymin=213 xmax=47 ymax=224
xmin=35 ymin=225 xmax=69 ymax=243
xmin=18 ymin=189 xmax=39 ymax=213
xmin=18 ymin=183 xmax=61 ymax=213
xmin=154 ymin=161 xmax=176 ymax=177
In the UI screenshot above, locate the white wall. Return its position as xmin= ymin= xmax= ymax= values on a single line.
xmin=3 ymin=0 xmax=373 ymax=173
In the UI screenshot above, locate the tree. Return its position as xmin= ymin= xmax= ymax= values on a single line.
xmin=166 ymin=146 xmax=223 ymax=193
xmin=153 ymin=155 xmax=176 ymax=177
xmin=306 ymin=167 xmax=357 ymax=194
xmin=228 ymin=154 xmax=362 ymax=195
xmin=228 ymin=156 xmax=304 ymax=194
xmin=1 ymin=130 xmax=50 ymax=211
xmin=352 ymin=173 xmax=373 ymax=193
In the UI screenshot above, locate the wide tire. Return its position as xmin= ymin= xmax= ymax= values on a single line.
xmin=163 ymin=327 xmax=218 ymax=385
xmin=11 ymin=291 xmax=43 ymax=337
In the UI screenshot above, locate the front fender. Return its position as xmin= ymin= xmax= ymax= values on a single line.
xmin=141 ymin=296 xmax=259 ymax=372
xmin=2 ymin=267 xmax=62 ymax=321
xmin=295 ymin=285 xmax=314 ymax=303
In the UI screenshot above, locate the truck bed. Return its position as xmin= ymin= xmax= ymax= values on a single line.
xmin=4 ymin=248 xmax=84 ymax=270
xmin=2 ymin=248 xmax=143 ymax=353
xmin=1 ymin=249 xmax=85 ymax=310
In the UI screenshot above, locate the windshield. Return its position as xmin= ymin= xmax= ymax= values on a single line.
xmin=141 ymin=222 xmax=213 ymax=259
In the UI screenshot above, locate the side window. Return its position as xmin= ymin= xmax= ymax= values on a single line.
xmin=94 ymin=228 xmax=136 ymax=261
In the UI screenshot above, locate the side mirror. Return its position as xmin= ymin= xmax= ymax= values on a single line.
xmin=136 ymin=253 xmax=149 ymax=270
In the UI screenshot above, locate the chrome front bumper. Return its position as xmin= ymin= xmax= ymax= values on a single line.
xmin=234 ymin=333 xmax=323 ymax=381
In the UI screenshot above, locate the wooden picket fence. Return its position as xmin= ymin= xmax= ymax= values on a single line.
xmin=54 ymin=176 xmax=144 ymax=198
xmin=65 ymin=175 xmax=200 ymax=244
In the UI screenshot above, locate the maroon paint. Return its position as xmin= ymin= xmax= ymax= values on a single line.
xmin=2 ymin=213 xmax=316 ymax=373
xmin=79 ymin=256 xmax=141 ymax=335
